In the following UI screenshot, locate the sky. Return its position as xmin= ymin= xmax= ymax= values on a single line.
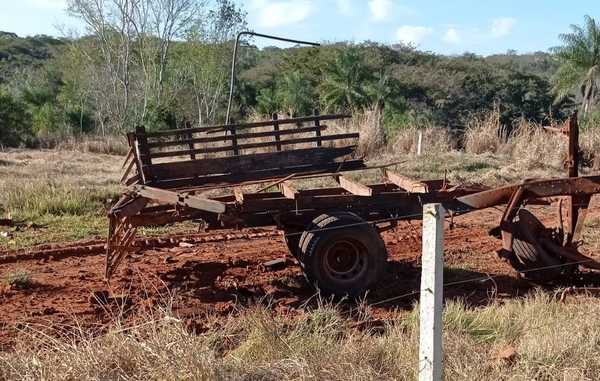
xmin=1 ymin=0 xmax=599 ymax=55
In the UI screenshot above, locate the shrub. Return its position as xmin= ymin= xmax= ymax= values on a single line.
xmin=3 ymin=269 xmax=32 ymax=289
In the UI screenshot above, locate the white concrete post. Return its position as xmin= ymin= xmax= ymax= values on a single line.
xmin=417 ymin=131 xmax=423 ymax=156
xmin=419 ymin=203 xmax=444 ymax=381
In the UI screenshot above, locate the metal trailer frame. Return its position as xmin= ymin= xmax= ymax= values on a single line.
xmin=107 ymin=111 xmax=600 ymax=295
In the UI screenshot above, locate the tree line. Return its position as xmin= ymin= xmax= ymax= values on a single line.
xmin=0 ymin=1 xmax=599 ymax=148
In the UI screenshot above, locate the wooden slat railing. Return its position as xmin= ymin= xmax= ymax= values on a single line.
xmin=143 ymin=113 xmax=351 ymax=138
xmin=146 ymin=125 xmax=328 ymax=149
xmin=149 ymin=133 xmax=359 ymax=159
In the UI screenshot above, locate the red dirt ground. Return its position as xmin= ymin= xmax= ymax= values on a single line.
xmin=1 ymin=205 xmax=599 ymax=349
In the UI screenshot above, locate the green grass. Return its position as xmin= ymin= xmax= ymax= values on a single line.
xmin=0 ymin=214 xmax=108 ymax=250
xmin=0 ymin=180 xmax=119 ymax=250
xmin=1 ymin=182 xmax=119 ymax=218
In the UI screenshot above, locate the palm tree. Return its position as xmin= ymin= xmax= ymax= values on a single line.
xmin=552 ymin=15 xmax=600 ymax=115
xmin=277 ymin=71 xmax=314 ymax=117
xmin=320 ymin=48 xmax=372 ymax=112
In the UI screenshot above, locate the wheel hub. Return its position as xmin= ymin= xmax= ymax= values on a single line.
xmin=323 ymin=239 xmax=367 ymax=281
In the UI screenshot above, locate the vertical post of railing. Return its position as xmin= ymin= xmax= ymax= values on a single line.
xmin=419 ymin=203 xmax=444 ymax=381
xmin=185 ymin=121 xmax=196 ymax=160
xmin=230 ymin=125 xmax=239 ymax=156
xmin=314 ymin=109 xmax=322 ymax=147
xmin=134 ymin=125 xmax=153 ymax=184
xmin=272 ymin=113 xmax=281 ymax=151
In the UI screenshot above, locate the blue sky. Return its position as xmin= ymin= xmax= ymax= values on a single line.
xmin=1 ymin=0 xmax=599 ymax=55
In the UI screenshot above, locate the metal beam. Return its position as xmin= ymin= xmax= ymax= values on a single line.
xmin=133 ymin=185 xmax=226 ymax=214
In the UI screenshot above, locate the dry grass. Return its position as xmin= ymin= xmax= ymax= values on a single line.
xmin=389 ymin=125 xmax=453 ymax=156
xmin=581 ymin=127 xmax=600 ymax=169
xmin=463 ymin=110 xmax=569 ymax=171
xmin=2 ymin=291 xmax=600 ymax=380
xmin=508 ymin=119 xmax=568 ymax=171
xmin=355 ymin=106 xmax=386 ymax=156
xmin=0 ymin=149 xmax=123 ymax=249
xmin=36 ymin=135 xmax=130 ymax=156
xmin=463 ymin=108 xmax=510 ymax=155
xmin=0 ymin=149 xmax=122 ymax=219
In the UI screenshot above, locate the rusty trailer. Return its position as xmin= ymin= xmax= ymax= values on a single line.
xmin=108 ymin=112 xmax=600 ymax=296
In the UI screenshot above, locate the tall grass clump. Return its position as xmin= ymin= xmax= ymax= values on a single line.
xmin=390 ymin=122 xmax=453 ymax=156
xmin=509 ymin=118 xmax=567 ymax=170
xmin=463 ymin=109 xmax=510 ymax=154
xmin=355 ymin=106 xmax=386 ymax=157
xmin=581 ymin=127 xmax=600 ymax=169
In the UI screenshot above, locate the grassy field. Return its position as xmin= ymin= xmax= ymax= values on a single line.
xmin=0 ymin=149 xmax=121 ymax=249
xmin=0 ymin=149 xmax=201 ymax=250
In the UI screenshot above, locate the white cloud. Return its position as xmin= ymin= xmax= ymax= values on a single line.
xmin=396 ymin=25 xmax=433 ymax=45
xmin=491 ymin=17 xmax=516 ymax=38
xmin=336 ymin=0 xmax=352 ymax=15
xmin=25 ymin=0 xmax=66 ymax=9
xmin=443 ymin=27 xmax=461 ymax=44
xmin=254 ymin=1 xmax=313 ymax=28
xmin=369 ymin=0 xmax=392 ymax=22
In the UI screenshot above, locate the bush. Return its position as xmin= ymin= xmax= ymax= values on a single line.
xmin=3 ymin=269 xmax=32 ymax=289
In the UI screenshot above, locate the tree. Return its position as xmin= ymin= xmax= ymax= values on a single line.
xmin=276 ymin=71 xmax=314 ymax=116
xmin=165 ymin=0 xmax=246 ymax=125
xmin=0 ymin=90 xmax=31 ymax=147
xmin=552 ymin=15 xmax=600 ymax=115
xmin=67 ymin=0 xmax=203 ymax=132
xmin=320 ymin=48 xmax=372 ymax=112
xmin=366 ymin=70 xmax=405 ymax=113
xmin=256 ymin=86 xmax=278 ymax=115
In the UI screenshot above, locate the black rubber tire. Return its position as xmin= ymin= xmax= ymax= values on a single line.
xmin=512 ymin=209 xmax=567 ymax=282
xmin=284 ymin=213 xmax=337 ymax=260
xmin=284 ymin=232 xmax=301 ymax=259
xmin=298 ymin=212 xmax=387 ymax=297
xmin=297 ymin=212 xmax=361 ymax=262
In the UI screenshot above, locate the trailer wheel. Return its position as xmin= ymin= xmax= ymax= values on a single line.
xmin=284 ymin=232 xmax=301 ymax=259
xmin=284 ymin=213 xmax=335 ymax=259
xmin=298 ymin=212 xmax=387 ymax=297
xmin=511 ymin=209 xmax=571 ymax=282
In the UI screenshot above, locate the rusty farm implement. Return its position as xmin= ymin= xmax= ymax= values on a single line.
xmin=107 ymin=111 xmax=600 ymax=296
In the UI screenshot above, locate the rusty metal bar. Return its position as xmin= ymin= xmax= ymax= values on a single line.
xmin=453 ymin=176 xmax=600 ymax=212
xmin=225 ymin=31 xmax=320 ymax=125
